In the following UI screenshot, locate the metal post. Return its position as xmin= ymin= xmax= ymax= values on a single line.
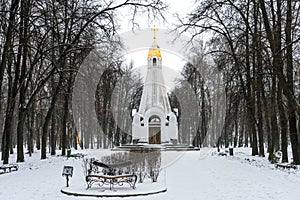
xmin=62 ymin=166 xmax=73 ymax=187
xmin=66 ymin=175 xmax=69 ymax=187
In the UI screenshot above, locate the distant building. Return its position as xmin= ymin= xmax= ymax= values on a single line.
xmin=132 ymin=26 xmax=178 ymax=144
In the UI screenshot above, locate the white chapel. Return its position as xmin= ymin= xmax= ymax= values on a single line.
xmin=132 ymin=26 xmax=178 ymax=144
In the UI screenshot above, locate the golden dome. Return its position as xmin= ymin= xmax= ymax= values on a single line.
xmin=148 ymin=25 xmax=162 ymax=59
xmin=148 ymin=46 xmax=162 ymax=59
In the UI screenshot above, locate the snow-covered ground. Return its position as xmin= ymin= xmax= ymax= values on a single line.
xmin=1 ymin=148 xmax=300 ymax=200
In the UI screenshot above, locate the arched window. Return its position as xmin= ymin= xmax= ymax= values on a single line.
xmin=153 ymin=58 xmax=157 ymax=66
xmin=149 ymin=115 xmax=160 ymax=123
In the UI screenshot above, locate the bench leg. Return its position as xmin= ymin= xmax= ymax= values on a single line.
xmin=109 ymin=179 xmax=112 ymax=190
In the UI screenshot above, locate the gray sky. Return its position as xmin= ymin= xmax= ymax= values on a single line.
xmin=119 ymin=0 xmax=195 ymax=32
xmin=120 ymin=0 xmax=196 ymax=88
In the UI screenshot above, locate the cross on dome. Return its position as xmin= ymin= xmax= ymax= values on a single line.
xmin=151 ymin=24 xmax=158 ymax=45
xmin=148 ymin=24 xmax=162 ymax=59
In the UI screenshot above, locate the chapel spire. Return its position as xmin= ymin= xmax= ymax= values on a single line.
xmin=132 ymin=26 xmax=178 ymax=144
xmin=151 ymin=24 xmax=158 ymax=45
xmin=148 ymin=25 xmax=162 ymax=59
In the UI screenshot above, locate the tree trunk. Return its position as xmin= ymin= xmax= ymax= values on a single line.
xmin=50 ymin=112 xmax=56 ymax=155
xmin=253 ymin=1 xmax=264 ymax=157
xmin=61 ymin=87 xmax=69 ymax=156
xmin=245 ymin=19 xmax=258 ymax=156
xmin=262 ymin=87 xmax=271 ymax=154
xmin=16 ymin=108 xmax=26 ymax=162
xmin=256 ymin=62 xmax=264 ymax=157
xmin=73 ymin=127 xmax=78 ymax=150
xmin=278 ymin=86 xmax=288 ymax=162
xmin=0 ymin=0 xmax=20 ymax=116
xmin=96 ymin=135 xmax=100 ymax=149
xmin=16 ymin=0 xmax=30 ymax=163
xmin=238 ymin=112 xmax=245 ymax=147
xmin=269 ymin=78 xmax=279 ymax=161
xmin=41 ymin=76 xmax=63 ymax=159
xmin=27 ymin=106 xmax=35 ymax=156
xmin=2 ymin=55 xmax=18 ymax=164
xmin=2 ymin=108 xmax=14 ymax=164
xmin=0 ymin=0 xmax=20 ymax=164
xmin=285 ymin=0 xmax=300 ymax=165
xmin=36 ymin=114 xmax=41 ymax=150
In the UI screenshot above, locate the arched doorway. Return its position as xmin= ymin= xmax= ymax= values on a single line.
xmin=148 ymin=115 xmax=161 ymax=144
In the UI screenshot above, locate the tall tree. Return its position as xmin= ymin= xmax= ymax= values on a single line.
xmin=177 ymin=0 xmax=300 ymax=163
xmin=285 ymin=0 xmax=300 ymax=164
xmin=1 ymin=0 xmax=20 ymax=164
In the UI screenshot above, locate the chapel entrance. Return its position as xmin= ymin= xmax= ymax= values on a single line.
xmin=148 ymin=115 xmax=161 ymax=144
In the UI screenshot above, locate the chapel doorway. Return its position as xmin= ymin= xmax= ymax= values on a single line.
xmin=148 ymin=115 xmax=161 ymax=144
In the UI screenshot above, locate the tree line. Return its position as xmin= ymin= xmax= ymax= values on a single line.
xmin=176 ymin=0 xmax=300 ymax=164
xmin=0 ymin=0 xmax=166 ymax=164
xmin=1 ymin=0 xmax=300 ymax=166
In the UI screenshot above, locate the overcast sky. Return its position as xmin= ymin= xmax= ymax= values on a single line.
xmin=120 ymin=0 xmax=196 ymax=89
xmin=119 ymin=0 xmax=195 ymax=32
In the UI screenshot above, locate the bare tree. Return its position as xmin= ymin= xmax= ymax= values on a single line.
xmin=1 ymin=0 xmax=167 ymax=163
xmin=177 ymin=0 xmax=300 ymax=163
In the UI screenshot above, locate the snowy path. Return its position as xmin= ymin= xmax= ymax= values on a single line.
xmin=166 ymin=152 xmax=300 ymax=200
xmin=0 ymin=148 xmax=299 ymax=200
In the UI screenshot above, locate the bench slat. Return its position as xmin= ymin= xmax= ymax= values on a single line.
xmin=0 ymin=164 xmax=18 ymax=173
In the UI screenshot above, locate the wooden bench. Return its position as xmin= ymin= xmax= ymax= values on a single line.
xmin=70 ymin=153 xmax=85 ymax=159
xmin=276 ymin=163 xmax=297 ymax=170
xmin=0 ymin=164 xmax=18 ymax=174
xmin=86 ymin=174 xmax=137 ymax=190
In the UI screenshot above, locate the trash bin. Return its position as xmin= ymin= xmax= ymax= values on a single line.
xmin=67 ymin=149 xmax=71 ymax=158
xmin=229 ymin=148 xmax=234 ymax=156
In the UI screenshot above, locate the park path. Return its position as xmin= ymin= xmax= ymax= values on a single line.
xmin=0 ymin=148 xmax=299 ymax=200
